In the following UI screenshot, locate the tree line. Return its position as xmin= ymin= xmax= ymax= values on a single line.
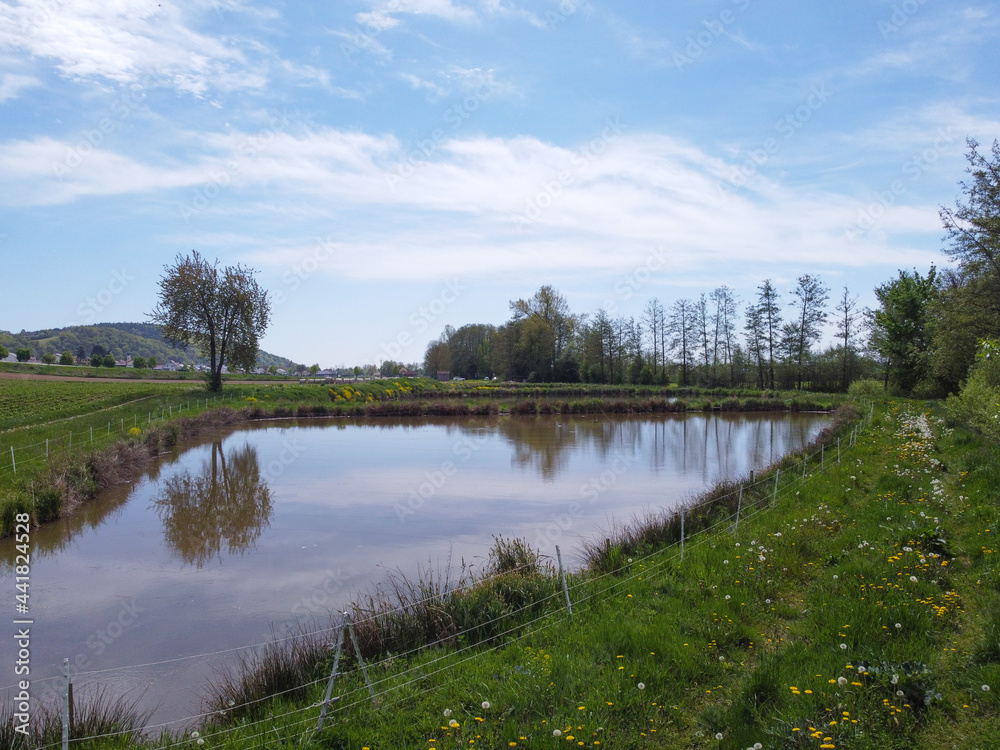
xmin=412 ymin=139 xmax=999 ymax=399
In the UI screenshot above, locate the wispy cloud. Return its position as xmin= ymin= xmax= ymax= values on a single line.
xmin=0 ymin=72 xmax=39 ymax=103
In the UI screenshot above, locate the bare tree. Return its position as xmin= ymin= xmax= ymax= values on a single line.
xmin=789 ymin=274 xmax=830 ymax=390
xmin=835 ymin=286 xmax=860 ymax=391
xmin=668 ymin=298 xmax=696 ymax=386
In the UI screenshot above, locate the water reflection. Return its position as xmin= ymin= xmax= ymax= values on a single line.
xmin=152 ymin=440 xmax=273 ymax=567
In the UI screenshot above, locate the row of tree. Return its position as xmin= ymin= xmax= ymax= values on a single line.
xmin=418 ymin=277 xmax=871 ymax=391
xmin=417 ymin=139 xmax=998 ymax=398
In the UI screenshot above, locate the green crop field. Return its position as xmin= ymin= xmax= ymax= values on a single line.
xmin=0 ymin=379 xmax=197 ymax=432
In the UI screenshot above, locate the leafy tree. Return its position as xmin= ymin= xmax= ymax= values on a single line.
xmin=150 ymin=251 xmax=271 ymax=392
xmin=102 ymin=353 xmax=116 ymax=368
xmin=132 ymin=356 xmax=147 ymax=369
xmin=508 ymin=286 xmax=577 ymax=380
xmin=90 ymin=353 xmax=102 ymax=367
xmin=148 ymin=356 xmax=157 ymax=369
xmin=268 ymin=365 xmax=277 ymax=375
xmin=835 ymin=287 xmax=861 ymax=391
xmin=940 ymin=139 xmax=1000 ymax=284
xmin=59 ymin=350 xmax=74 ymax=366
xmin=871 ymin=268 xmax=938 ymax=395
xmin=41 ymin=352 xmax=57 ymax=364
xmin=308 ymin=364 xmax=320 ymax=375
xmin=16 ymin=348 xmax=30 ymax=362
xmin=0 ymin=345 xmax=8 ymax=358
xmin=789 ymin=274 xmax=829 ymax=390
xmin=91 ymin=344 xmax=107 ymax=358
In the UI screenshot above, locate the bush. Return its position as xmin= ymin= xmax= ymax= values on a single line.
xmin=132 ymin=356 xmax=147 ymax=369
xmin=41 ymin=352 xmax=57 ymax=364
xmin=59 ymin=350 xmax=74 ymax=365
xmin=947 ymin=341 xmax=1000 ymax=440
xmin=16 ymin=347 xmax=30 ymax=362
xmin=101 ymin=353 xmax=116 ymax=368
xmin=0 ymin=345 xmax=7 ymax=358
xmin=91 ymin=354 xmax=102 ymax=367
xmin=848 ymin=378 xmax=885 ymax=397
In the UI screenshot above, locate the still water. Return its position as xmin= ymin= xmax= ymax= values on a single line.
xmin=1 ymin=412 xmax=827 ymax=727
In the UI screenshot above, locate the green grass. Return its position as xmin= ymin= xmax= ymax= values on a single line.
xmin=6 ymin=396 xmax=1000 ymax=747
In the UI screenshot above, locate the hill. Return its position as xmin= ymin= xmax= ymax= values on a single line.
xmin=0 ymin=322 xmax=295 ymax=371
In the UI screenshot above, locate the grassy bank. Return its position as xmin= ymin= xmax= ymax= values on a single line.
xmin=10 ymin=397 xmax=1000 ymax=748
xmin=145 ymin=399 xmax=996 ymax=750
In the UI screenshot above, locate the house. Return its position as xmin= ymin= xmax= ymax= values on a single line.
xmin=436 ymin=370 xmax=450 ymax=381
xmin=2 ymin=353 xmax=17 ymax=363
xmin=398 ymin=368 xmax=419 ymax=377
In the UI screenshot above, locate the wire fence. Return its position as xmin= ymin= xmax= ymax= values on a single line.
xmin=0 ymin=391 xmax=256 ymax=480
xmin=13 ymin=401 xmax=875 ymax=749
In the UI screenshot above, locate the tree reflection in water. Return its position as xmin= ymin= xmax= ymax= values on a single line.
xmin=153 ymin=440 xmax=273 ymax=567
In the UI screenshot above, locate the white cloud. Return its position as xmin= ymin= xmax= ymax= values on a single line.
xmin=0 ymin=0 xmax=294 ymax=97
xmin=0 ymin=125 xmax=945 ymax=282
xmin=0 ymin=73 xmax=40 ymax=102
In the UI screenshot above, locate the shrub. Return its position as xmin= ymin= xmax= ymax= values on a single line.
xmin=41 ymin=352 xmax=57 ymax=364
xmin=59 ymin=350 xmax=74 ymax=365
xmin=132 ymin=356 xmax=147 ymax=369
xmin=33 ymin=487 xmax=62 ymax=522
xmin=848 ymin=378 xmax=885 ymax=397
xmin=101 ymin=353 xmax=116 ymax=368
xmin=16 ymin=347 xmax=30 ymax=362
xmin=947 ymin=341 xmax=1000 ymax=440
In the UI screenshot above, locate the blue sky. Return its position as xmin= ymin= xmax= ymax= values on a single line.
xmin=1 ymin=0 xmax=998 ymax=367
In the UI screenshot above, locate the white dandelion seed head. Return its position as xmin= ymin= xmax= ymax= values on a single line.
xmin=449 ymin=719 xmax=459 ymax=728
xmin=482 ymin=701 xmax=490 ymax=709
xmin=895 ymin=623 xmax=902 ymax=629
xmin=984 ymin=685 xmax=991 ymax=692
xmin=897 ymin=690 xmax=904 ymax=696
xmin=197 ymin=741 xmax=204 ymax=747
xmin=833 ymin=574 xmax=839 ymax=580
xmin=838 ymin=677 xmax=848 ymax=686
xmin=553 ymin=729 xmax=562 ymax=737
xmin=840 ymin=643 xmax=848 ymax=650
xmin=715 ymin=733 xmax=724 ymax=740
xmin=754 ymin=744 xmax=763 ymax=750
xmin=637 ymin=682 xmax=645 ymax=690
xmin=191 ymin=732 xmax=199 ymax=740
xmin=765 ymin=599 xmax=771 ymax=604
xmin=725 ymin=595 xmax=731 ymax=600
xmin=891 ymin=674 xmax=899 ymax=685
xmin=723 ymin=560 xmax=729 ymax=564
xmin=910 ymin=576 xmax=918 ymax=582
xmin=443 ymin=709 xmax=452 ymax=717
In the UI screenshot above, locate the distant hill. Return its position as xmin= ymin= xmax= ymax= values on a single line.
xmin=0 ymin=323 xmax=295 ymax=371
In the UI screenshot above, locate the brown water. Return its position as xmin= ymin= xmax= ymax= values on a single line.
xmin=0 ymin=411 xmax=827 ymax=729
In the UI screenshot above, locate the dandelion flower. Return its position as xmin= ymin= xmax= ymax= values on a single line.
xmin=897 ymin=690 xmax=904 ymax=697
xmin=553 ymin=730 xmax=562 ymax=737
xmin=715 ymin=733 xmax=723 ymax=740
xmin=840 ymin=643 xmax=848 ymax=650
xmin=983 ymin=685 xmax=991 ymax=692
xmin=838 ymin=677 xmax=847 ymax=686
xmin=482 ymin=701 xmax=490 ymax=710
xmin=910 ymin=576 xmax=918 ymax=582
xmin=197 ymin=741 xmax=204 ymax=747
xmin=191 ymin=733 xmax=200 ymax=740
xmin=449 ymin=719 xmax=460 ymax=728
xmin=444 ymin=709 xmax=452 ymax=717
xmin=895 ymin=623 xmax=902 ymax=629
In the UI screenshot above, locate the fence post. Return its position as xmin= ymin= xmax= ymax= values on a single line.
xmin=90 ymin=426 xmax=93 ymax=443
xmin=802 ymin=455 xmax=807 ymax=480
xmin=821 ymin=444 xmax=825 ymax=470
xmin=317 ymin=619 xmax=346 ymax=730
xmin=46 ymin=439 xmax=49 ymax=460
xmin=680 ymin=510 xmax=685 ymax=562
xmin=62 ymin=658 xmax=70 ymax=750
xmin=556 ymin=545 xmax=573 ymax=617
xmin=734 ymin=486 xmax=743 ymax=535
xmin=837 ymin=437 xmax=841 ymax=464
xmin=10 ymin=446 xmax=15 ymax=475
xmin=772 ymin=469 xmax=780 ymax=508
xmin=346 ymin=614 xmax=378 ymax=707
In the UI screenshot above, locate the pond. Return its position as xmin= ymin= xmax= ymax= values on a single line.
xmin=0 ymin=411 xmax=828 ymax=727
